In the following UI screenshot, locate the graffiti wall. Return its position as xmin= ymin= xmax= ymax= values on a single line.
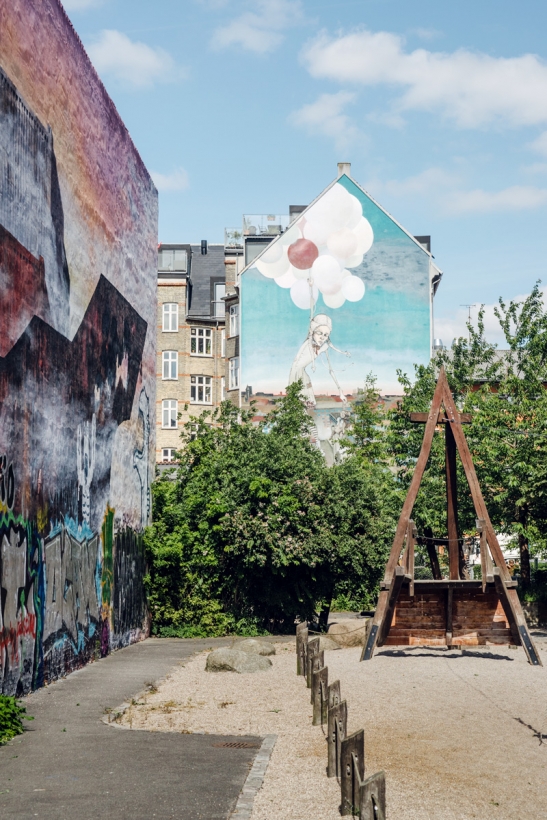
xmin=240 ymin=175 xmax=436 ymax=464
xmin=0 ymin=0 xmax=157 ymax=694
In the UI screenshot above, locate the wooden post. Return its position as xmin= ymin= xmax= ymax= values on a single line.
xmin=445 ymin=586 xmax=453 ymax=648
xmin=340 ymin=729 xmax=365 ymax=816
xmin=445 ymin=421 xmax=460 ymax=580
xmin=327 ymin=700 xmax=347 ymax=778
xmin=377 ymin=566 xmax=406 ymax=647
xmin=308 ymin=649 xmax=324 ymax=694
xmin=407 ymin=520 xmax=416 ymax=596
xmin=477 ymin=518 xmax=493 ymax=592
xmin=425 ymin=539 xmax=443 ymax=580
xmin=312 ymin=666 xmax=328 ymax=726
xmin=306 ymin=637 xmax=320 ymax=688
xmin=296 ymin=624 xmax=308 ymax=676
xmin=360 ymin=771 xmax=386 ymax=820
xmin=328 ymin=679 xmax=341 ymax=711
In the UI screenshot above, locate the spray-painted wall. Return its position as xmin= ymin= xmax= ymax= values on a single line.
xmin=0 ymin=0 xmax=157 ymax=694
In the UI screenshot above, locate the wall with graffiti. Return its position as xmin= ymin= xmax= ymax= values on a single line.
xmin=240 ymin=175 xmax=438 ymax=465
xmin=0 ymin=0 xmax=156 ymax=694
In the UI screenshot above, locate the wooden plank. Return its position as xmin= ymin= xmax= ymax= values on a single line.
xmin=493 ymin=568 xmax=522 ymax=647
xmin=383 ymin=370 xmax=447 ymax=583
xmin=340 ymin=729 xmax=365 ymax=817
xmin=328 ymin=679 xmax=341 ymax=711
xmin=360 ymin=590 xmax=387 ymax=661
xmin=359 ymin=771 xmax=386 ymax=820
xmin=445 ymin=422 xmax=460 ymax=580
xmin=377 ymin=567 xmax=407 ymax=647
xmin=327 ymin=700 xmax=347 ymax=778
xmin=440 ymin=375 xmax=511 ymax=581
xmin=312 ymin=666 xmax=329 ymax=726
xmin=410 ymin=411 xmax=472 ymax=424
xmin=495 ymin=572 xmax=542 ymax=666
xmin=296 ymin=627 xmax=308 ymax=676
xmin=306 ymin=637 xmax=320 ymax=688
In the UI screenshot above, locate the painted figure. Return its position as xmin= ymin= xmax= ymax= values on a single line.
xmin=289 ymin=313 xmax=350 ymax=406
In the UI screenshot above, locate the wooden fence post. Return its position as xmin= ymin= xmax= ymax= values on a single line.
xmin=340 ymin=729 xmax=365 ymax=816
xmin=328 ymin=679 xmax=341 ymax=710
xmin=296 ymin=623 xmax=308 ymax=676
xmin=327 ymin=700 xmax=347 ymax=778
xmin=306 ymin=637 xmax=320 ymax=687
xmin=312 ymin=666 xmax=328 ymax=726
xmin=359 ymin=771 xmax=386 ymax=820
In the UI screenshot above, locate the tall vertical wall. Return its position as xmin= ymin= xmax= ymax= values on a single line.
xmin=0 ymin=0 xmax=157 ymax=694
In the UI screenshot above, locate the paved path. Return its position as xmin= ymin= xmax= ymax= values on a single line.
xmin=0 ymin=637 xmax=275 ymax=820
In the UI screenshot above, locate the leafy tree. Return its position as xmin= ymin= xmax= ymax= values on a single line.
xmin=145 ymin=382 xmax=397 ymax=635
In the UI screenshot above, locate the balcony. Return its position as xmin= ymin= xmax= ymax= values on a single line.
xmin=243 ymin=214 xmax=290 ymax=237
xmin=224 ymin=228 xmax=243 ymax=249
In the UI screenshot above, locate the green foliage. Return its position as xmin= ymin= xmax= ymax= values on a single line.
xmin=146 ymin=382 xmax=397 ymax=635
xmin=0 ymin=695 xmax=33 ymax=744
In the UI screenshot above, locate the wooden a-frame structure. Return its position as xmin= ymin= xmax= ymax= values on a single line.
xmin=361 ymin=367 xmax=542 ymax=666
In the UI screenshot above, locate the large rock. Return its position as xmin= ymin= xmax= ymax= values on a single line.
xmin=205 ymin=648 xmax=272 ymax=673
xmin=327 ymin=619 xmax=370 ymax=648
xmin=319 ymin=635 xmax=341 ymax=652
xmin=234 ymin=638 xmax=276 ymax=656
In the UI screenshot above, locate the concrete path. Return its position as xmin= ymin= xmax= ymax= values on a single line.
xmin=0 ymin=637 xmax=274 ymax=819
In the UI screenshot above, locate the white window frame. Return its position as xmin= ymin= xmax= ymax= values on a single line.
xmin=213 ymin=283 xmax=226 ymax=317
xmin=229 ymin=357 xmax=239 ymax=391
xmin=229 ymin=304 xmax=239 ymax=337
xmin=190 ymin=327 xmax=212 ymax=357
xmin=162 ymin=350 xmax=178 ymax=380
xmin=220 ymin=376 xmax=225 ymax=402
xmin=190 ymin=375 xmax=212 ymax=405
xmin=162 ymin=399 xmax=178 ymax=429
xmin=162 ymin=448 xmax=177 ymax=463
xmin=162 ymin=303 xmax=178 ymax=332
xmin=221 ymin=329 xmax=226 ymax=358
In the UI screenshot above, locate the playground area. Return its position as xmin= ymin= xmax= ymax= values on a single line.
xmin=119 ymin=635 xmax=547 ymax=820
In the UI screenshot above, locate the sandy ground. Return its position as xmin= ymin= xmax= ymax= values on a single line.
xmin=120 ymin=634 xmax=547 ymax=820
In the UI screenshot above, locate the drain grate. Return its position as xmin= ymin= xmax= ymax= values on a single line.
xmin=212 ymin=741 xmax=260 ymax=749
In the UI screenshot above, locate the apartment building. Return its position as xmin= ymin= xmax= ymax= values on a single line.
xmin=156 ymin=242 xmax=229 ymax=464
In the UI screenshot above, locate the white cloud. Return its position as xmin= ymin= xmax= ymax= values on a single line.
xmin=86 ymin=30 xmax=183 ymax=88
xmin=302 ymin=29 xmax=547 ymax=128
xmin=150 ymin=168 xmax=190 ymax=192
xmin=446 ymin=185 xmax=547 ymax=214
xmin=369 ymin=167 xmax=459 ymax=198
xmin=211 ymin=0 xmax=304 ymax=54
xmin=435 ymin=286 xmax=547 ymax=346
xmin=63 ymin=0 xmax=103 ymax=9
xmin=289 ymin=91 xmax=359 ymax=151
xmin=529 ymin=130 xmax=547 ymax=156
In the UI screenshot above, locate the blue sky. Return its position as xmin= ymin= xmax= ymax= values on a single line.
xmin=64 ymin=0 xmax=547 ymax=344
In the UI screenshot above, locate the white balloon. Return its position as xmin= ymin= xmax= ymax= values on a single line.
xmin=341 ymin=275 xmax=365 ymax=302
xmin=354 ymin=218 xmax=374 ymax=255
xmin=340 ymin=268 xmax=351 ymax=280
xmin=279 ymin=224 xmax=302 ymax=246
xmin=345 ymin=251 xmax=364 ymax=269
xmin=290 ymin=264 xmax=310 ymax=280
xmin=327 ymin=227 xmax=358 ymax=260
xmin=303 ymin=219 xmax=329 ymax=247
xmin=306 ymin=184 xmax=354 ymax=233
xmin=323 ymin=291 xmax=346 ymax=309
xmin=261 ymin=241 xmax=283 ymax=264
xmin=255 ymin=248 xmax=289 ymax=279
xmin=275 ymin=268 xmax=297 ymax=289
xmin=346 ymin=195 xmax=363 ymax=229
xmin=310 ymin=255 xmax=343 ymax=294
xmin=290 ymin=279 xmax=318 ymax=310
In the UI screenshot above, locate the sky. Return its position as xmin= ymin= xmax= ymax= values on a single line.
xmin=63 ymin=0 xmax=547 ymax=345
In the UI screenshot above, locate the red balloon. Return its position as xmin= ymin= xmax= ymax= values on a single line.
xmin=287 ymin=238 xmax=319 ymax=270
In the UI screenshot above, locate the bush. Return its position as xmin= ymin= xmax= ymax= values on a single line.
xmin=0 ymin=695 xmax=33 ymax=744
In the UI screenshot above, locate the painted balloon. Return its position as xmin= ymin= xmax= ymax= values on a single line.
xmin=327 ymin=227 xmax=358 ymax=260
xmin=323 ymin=291 xmax=346 ymax=309
xmin=353 ymin=218 xmax=374 ymax=255
xmin=290 ymin=278 xmax=318 ymax=310
xmin=287 ymin=238 xmax=319 ymax=270
xmin=275 ymin=268 xmax=297 ymax=289
xmin=341 ymin=275 xmax=365 ymax=302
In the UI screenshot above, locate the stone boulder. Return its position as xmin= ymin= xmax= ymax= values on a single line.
xmin=319 ymin=635 xmax=341 ymax=652
xmin=205 ymin=648 xmax=272 ymax=673
xmin=327 ymin=619 xmax=370 ymax=648
xmin=234 ymin=638 xmax=276 ymax=656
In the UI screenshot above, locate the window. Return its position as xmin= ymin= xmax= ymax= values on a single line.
xmin=162 ymin=399 xmax=178 ymax=428
xmin=162 ymin=448 xmax=177 ymax=463
xmin=229 ymin=304 xmax=239 ymax=337
xmin=220 ymin=376 xmax=225 ymax=402
xmin=191 ymin=375 xmax=212 ymax=404
xmin=213 ymin=282 xmax=226 ymax=317
xmin=221 ymin=329 xmax=226 ymax=357
xmin=190 ymin=327 xmax=212 ymax=356
xmin=158 ymin=248 xmax=187 ymax=272
xmin=229 ymin=357 xmax=239 ymax=390
xmin=162 ymin=351 xmax=178 ymax=380
xmin=163 ymin=303 xmax=178 ymax=332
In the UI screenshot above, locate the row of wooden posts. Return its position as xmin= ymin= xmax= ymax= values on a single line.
xmin=296 ymin=622 xmax=386 ymax=819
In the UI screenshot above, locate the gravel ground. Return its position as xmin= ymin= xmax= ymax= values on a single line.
xmin=120 ymin=634 xmax=547 ymax=820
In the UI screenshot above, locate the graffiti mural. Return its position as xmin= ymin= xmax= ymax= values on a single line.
xmin=0 ymin=1 xmax=157 ymax=694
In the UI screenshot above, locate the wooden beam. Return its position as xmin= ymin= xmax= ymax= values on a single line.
xmin=424 ymin=540 xmax=443 ymax=580
xmin=383 ymin=371 xmax=447 ymax=583
xmin=410 ymin=411 xmax=472 ymax=424
xmin=377 ymin=566 xmax=407 ymax=647
xmin=493 ymin=569 xmax=542 ymax=666
xmin=445 ymin=422 xmax=460 ymax=580
xmin=439 ymin=375 xmax=512 ymax=582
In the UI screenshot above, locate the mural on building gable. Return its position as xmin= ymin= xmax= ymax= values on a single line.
xmin=240 ymin=177 xmax=433 ymax=463
xmin=0 ymin=0 xmax=156 ymax=695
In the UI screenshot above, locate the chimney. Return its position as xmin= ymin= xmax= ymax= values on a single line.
xmin=337 ymin=162 xmax=351 ymax=178
xmin=201 ymin=239 xmax=208 ymax=255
